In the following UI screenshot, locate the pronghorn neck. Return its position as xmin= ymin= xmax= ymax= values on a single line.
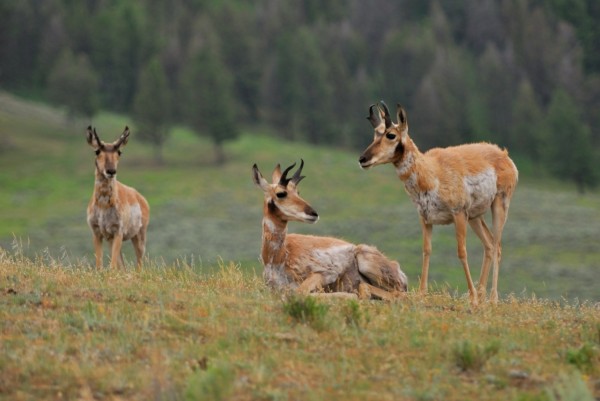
xmin=260 ymin=212 xmax=288 ymax=266
xmin=393 ymin=136 xmax=436 ymax=195
xmin=93 ymin=170 xmax=118 ymax=208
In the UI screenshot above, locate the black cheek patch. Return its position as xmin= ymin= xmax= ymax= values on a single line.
xmin=268 ymin=199 xmax=278 ymax=214
xmin=395 ymin=142 xmax=405 ymax=159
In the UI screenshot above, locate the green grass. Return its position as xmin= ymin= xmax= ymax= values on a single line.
xmin=0 ymin=252 xmax=598 ymax=401
xmin=1 ymin=91 xmax=600 ymax=301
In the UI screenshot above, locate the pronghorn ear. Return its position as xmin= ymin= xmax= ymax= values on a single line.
xmin=271 ymin=164 xmax=282 ymax=184
xmin=86 ymin=126 xmax=102 ymax=149
xmin=396 ymin=104 xmax=407 ymax=126
xmin=252 ymin=164 xmax=270 ymax=191
xmin=114 ymin=126 xmax=130 ymax=149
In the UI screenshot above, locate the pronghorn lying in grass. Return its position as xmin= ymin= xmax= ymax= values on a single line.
xmin=86 ymin=126 xmax=150 ymax=269
xmin=359 ymin=102 xmax=518 ymax=305
xmin=253 ymin=160 xmax=407 ymax=300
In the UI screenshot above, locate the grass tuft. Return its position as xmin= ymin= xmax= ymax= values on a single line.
xmin=451 ymin=340 xmax=501 ymax=372
xmin=565 ymin=343 xmax=599 ymax=374
xmin=545 ymin=372 xmax=595 ymax=401
xmin=282 ymin=294 xmax=329 ymax=330
xmin=184 ymin=364 xmax=235 ymax=401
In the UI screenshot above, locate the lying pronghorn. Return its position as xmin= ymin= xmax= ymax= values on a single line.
xmin=86 ymin=126 xmax=150 ymax=269
xmin=253 ymin=160 xmax=407 ymax=300
xmin=359 ymin=102 xmax=518 ymax=305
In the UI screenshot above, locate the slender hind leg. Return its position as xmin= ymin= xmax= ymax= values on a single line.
xmin=469 ymin=216 xmax=494 ymax=303
xmin=490 ymin=196 xmax=509 ymax=304
xmin=131 ymin=228 xmax=147 ymax=270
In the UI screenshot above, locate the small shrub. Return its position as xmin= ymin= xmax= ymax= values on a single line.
xmin=342 ymin=299 xmax=362 ymax=327
xmin=282 ymin=295 xmax=329 ymax=330
xmin=185 ymin=364 xmax=234 ymax=401
xmin=545 ymin=373 xmax=594 ymax=401
xmin=566 ymin=343 xmax=598 ymax=373
xmin=452 ymin=340 xmax=500 ymax=372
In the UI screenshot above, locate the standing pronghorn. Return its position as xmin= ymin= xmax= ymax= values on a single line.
xmin=253 ymin=160 xmax=407 ymax=299
xmin=86 ymin=126 xmax=150 ymax=269
xmin=358 ymin=102 xmax=518 ymax=305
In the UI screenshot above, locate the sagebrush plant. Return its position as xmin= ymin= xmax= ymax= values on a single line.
xmin=566 ymin=343 xmax=599 ymax=374
xmin=546 ymin=372 xmax=595 ymax=401
xmin=281 ymin=294 xmax=329 ymax=330
xmin=452 ymin=340 xmax=501 ymax=372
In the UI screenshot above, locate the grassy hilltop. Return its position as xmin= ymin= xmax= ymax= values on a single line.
xmin=0 ymin=252 xmax=598 ymax=400
xmin=1 ymin=92 xmax=599 ymax=301
xmin=0 ymin=93 xmax=599 ymax=400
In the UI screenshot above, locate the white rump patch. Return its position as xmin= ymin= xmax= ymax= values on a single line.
xmin=463 ymin=168 xmax=497 ymax=218
xmin=309 ymin=244 xmax=356 ymax=284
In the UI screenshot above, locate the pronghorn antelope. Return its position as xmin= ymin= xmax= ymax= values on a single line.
xmin=86 ymin=126 xmax=150 ymax=269
xmin=253 ymin=160 xmax=408 ymax=300
xmin=358 ymin=102 xmax=518 ymax=305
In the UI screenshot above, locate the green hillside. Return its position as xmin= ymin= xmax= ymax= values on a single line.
xmin=1 ymin=92 xmax=599 ymax=301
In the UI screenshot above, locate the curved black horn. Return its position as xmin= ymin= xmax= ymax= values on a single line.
xmin=291 ymin=159 xmax=305 ymax=185
xmin=367 ymin=104 xmax=381 ymax=128
xmin=279 ymin=162 xmax=297 ymax=185
xmin=92 ymin=127 xmax=103 ymax=147
xmin=380 ymin=101 xmax=392 ymax=128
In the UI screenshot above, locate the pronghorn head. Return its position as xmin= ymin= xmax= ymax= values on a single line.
xmin=359 ymin=101 xmax=408 ymax=169
xmin=86 ymin=126 xmax=130 ymax=180
xmin=252 ymin=160 xmax=319 ymax=224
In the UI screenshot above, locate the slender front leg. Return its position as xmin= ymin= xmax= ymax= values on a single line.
xmin=419 ymin=217 xmax=433 ymax=294
xmin=297 ymin=273 xmax=325 ymax=295
xmin=110 ymin=233 xmax=124 ymax=269
xmin=93 ymin=234 xmax=103 ymax=268
xmin=453 ymin=213 xmax=478 ymax=307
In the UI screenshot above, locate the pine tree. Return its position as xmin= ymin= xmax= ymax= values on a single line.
xmin=47 ymin=49 xmax=99 ymax=120
xmin=511 ymin=79 xmax=544 ymax=160
xmin=543 ymin=89 xmax=598 ymax=193
xmin=133 ymin=57 xmax=172 ymax=164
xmin=180 ymin=39 xmax=237 ymax=165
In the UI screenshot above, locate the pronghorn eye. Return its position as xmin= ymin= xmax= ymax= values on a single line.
xmin=276 ymin=192 xmax=287 ymax=199
xmin=117 ymin=150 xmax=122 ymax=156
xmin=95 ymin=149 xmax=101 ymax=156
xmin=385 ymin=133 xmax=397 ymax=140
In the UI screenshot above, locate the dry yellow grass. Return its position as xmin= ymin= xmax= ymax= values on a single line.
xmin=0 ymin=248 xmax=598 ymax=401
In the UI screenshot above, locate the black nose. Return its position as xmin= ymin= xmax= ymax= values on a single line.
xmin=106 ymin=169 xmax=116 ymax=176
xmin=359 ymin=156 xmax=367 ymax=164
xmin=305 ymin=207 xmax=319 ymax=218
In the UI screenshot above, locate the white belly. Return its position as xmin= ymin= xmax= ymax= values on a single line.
xmin=88 ymin=204 xmax=143 ymax=240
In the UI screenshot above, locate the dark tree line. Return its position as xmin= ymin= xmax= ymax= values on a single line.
xmin=1 ymin=0 xmax=599 ymax=189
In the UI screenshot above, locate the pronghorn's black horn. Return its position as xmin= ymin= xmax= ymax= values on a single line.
xmin=279 ymin=162 xmax=297 ymax=186
xmin=367 ymin=104 xmax=380 ymax=128
xmin=380 ymin=100 xmax=392 ymax=129
xmin=92 ymin=127 xmax=103 ymax=147
xmin=291 ymin=159 xmax=305 ymax=185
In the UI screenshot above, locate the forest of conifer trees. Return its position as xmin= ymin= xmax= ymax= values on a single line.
xmin=1 ymin=0 xmax=599 ymax=190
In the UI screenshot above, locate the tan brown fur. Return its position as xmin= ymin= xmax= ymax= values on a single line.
xmin=86 ymin=126 xmax=150 ymax=269
xmin=253 ymin=161 xmax=407 ymax=300
xmin=359 ymin=102 xmax=518 ymax=305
